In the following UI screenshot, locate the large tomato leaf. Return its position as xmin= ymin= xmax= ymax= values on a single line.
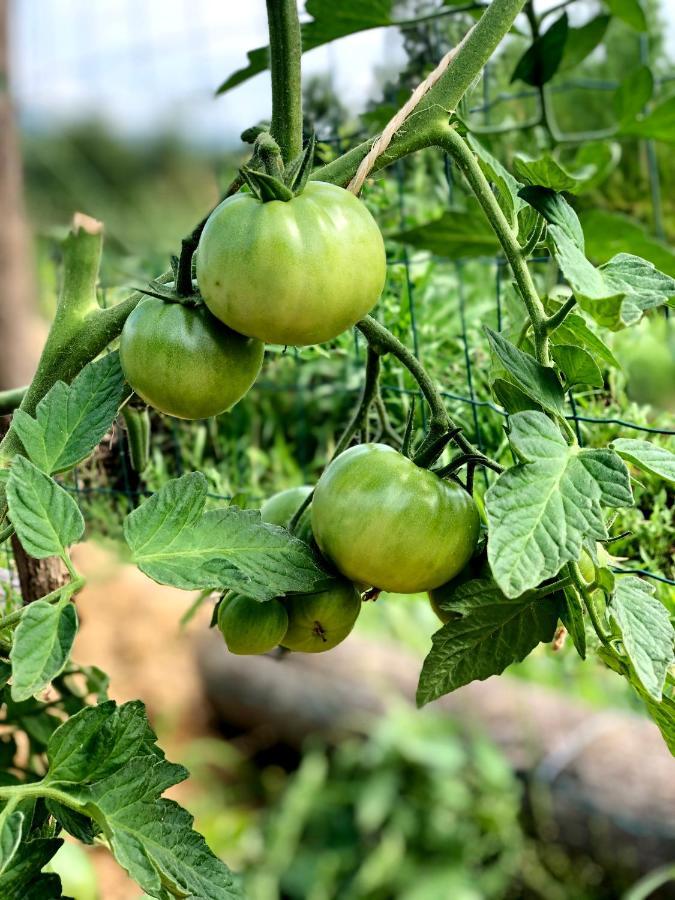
xmin=485 ymin=412 xmax=633 ymax=598
xmin=10 ymin=602 xmax=78 ymax=703
xmin=610 ymin=438 xmax=675 ymax=485
xmin=417 ymin=578 xmax=562 ymax=705
xmin=124 ymin=472 xmax=330 ymax=600
xmin=608 ymin=577 xmax=674 ymax=701
xmin=6 ymin=457 xmax=84 ymax=559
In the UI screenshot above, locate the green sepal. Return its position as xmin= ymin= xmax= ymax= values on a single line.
xmin=285 ymin=133 xmax=317 ymax=195
xmin=134 ymin=280 xmax=203 ymax=308
xmin=240 ymin=167 xmax=294 ymax=202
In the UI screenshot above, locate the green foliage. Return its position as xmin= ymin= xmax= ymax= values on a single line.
xmin=485 ymin=412 xmax=633 ymax=597
xmin=245 ymin=708 xmax=524 ymax=899
xmin=417 ymin=578 xmax=562 ymax=705
xmin=124 ymin=471 xmax=330 ymax=600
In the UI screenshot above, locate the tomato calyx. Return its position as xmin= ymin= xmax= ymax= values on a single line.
xmin=240 ymin=132 xmax=317 ymax=203
xmin=135 ymin=277 xmax=204 ymax=310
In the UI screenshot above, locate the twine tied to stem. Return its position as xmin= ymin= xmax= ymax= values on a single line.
xmin=346 ymin=26 xmax=476 ymax=196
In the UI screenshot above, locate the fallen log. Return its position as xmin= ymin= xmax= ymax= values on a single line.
xmin=197 ymin=630 xmax=675 ymax=884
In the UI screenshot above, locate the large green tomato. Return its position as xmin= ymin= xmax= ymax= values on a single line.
xmin=196 ymin=182 xmax=386 ymax=346
xmin=120 ymin=297 xmax=264 ymax=419
xmin=218 ymin=593 xmax=288 ymax=655
xmin=282 ymin=579 xmax=361 ymax=653
xmin=260 ymin=485 xmax=313 ymax=544
xmin=312 ymin=444 xmax=480 ymax=594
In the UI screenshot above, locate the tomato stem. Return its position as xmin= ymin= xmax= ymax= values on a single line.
xmin=545 ymin=296 xmax=578 ymax=333
xmin=313 ymin=0 xmax=527 ymax=187
xmin=266 ymin=0 xmax=303 ymax=165
xmin=333 ymin=348 xmax=381 ymax=458
xmin=436 ymin=125 xmax=551 ymax=366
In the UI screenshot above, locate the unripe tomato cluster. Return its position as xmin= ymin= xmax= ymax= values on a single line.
xmin=119 ymin=182 xmax=386 ymax=420
xmin=119 ymin=179 xmax=482 ymax=657
xmin=218 ymin=449 xmax=481 ymax=657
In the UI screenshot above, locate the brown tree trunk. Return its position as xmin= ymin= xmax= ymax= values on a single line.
xmin=0 ymin=0 xmax=41 ymax=389
xmin=10 ymin=534 xmax=68 ymax=604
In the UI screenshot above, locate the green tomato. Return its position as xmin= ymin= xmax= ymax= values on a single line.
xmin=196 ymin=182 xmax=386 ymax=346
xmin=428 ymin=555 xmax=491 ymax=624
xmin=120 ymin=297 xmax=264 ymax=419
xmin=46 ymin=842 xmax=98 ymax=900
xmin=218 ymin=593 xmax=288 ymax=655
xmin=260 ymin=485 xmax=313 ymax=544
xmin=312 ymin=443 xmax=480 ymax=594
xmin=282 ymin=579 xmax=361 ymax=653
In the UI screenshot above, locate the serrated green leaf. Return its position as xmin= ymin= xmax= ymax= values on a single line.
xmin=417 ymin=578 xmax=561 ymax=705
xmin=467 ymin=135 xmax=524 ymax=230
xmin=0 ymin=811 xmax=24 ymax=875
xmin=45 ymin=799 xmax=98 ymax=844
xmin=391 ymin=202 xmax=500 ymax=258
xmin=550 ymin=312 xmax=620 ymax=369
xmin=124 ymin=473 xmax=329 ymax=601
xmin=11 ymin=353 xmax=129 ymax=475
xmin=605 ymin=0 xmax=646 ymax=31
xmin=560 ymin=14 xmax=610 ymax=71
xmin=610 ymin=438 xmax=675 ymax=485
xmin=601 ymin=253 xmax=675 ymax=313
xmin=609 ymin=577 xmax=674 ymax=700
xmin=514 ymin=153 xmax=593 ymax=195
xmin=6 ymin=458 xmax=84 ymax=559
xmin=491 ymin=378 xmax=543 ymax=414
xmin=519 ymin=186 xmax=584 ymax=250
xmin=46 ymin=700 xmax=156 ymax=785
xmin=486 ymin=412 xmax=633 ymax=597
xmin=511 ymin=14 xmax=569 ymax=87
xmin=561 ymin=587 xmax=586 ymax=659
xmin=551 ymin=344 xmax=604 ymax=388
xmin=10 ymin=602 xmax=78 ymax=702
xmin=83 ymin=757 xmax=243 ymax=899
xmin=613 ymin=65 xmax=653 ymax=123
xmin=486 ymin=328 xmax=565 ymax=414
xmin=0 ymin=836 xmax=62 ymax=895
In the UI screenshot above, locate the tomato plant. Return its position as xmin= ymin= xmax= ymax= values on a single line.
xmin=0 ymin=0 xmax=674 ymax=896
xmin=196 ymin=181 xmax=386 ymax=346
xmin=312 ymin=443 xmax=480 ymax=593
xmin=120 ymin=296 xmax=264 ymax=419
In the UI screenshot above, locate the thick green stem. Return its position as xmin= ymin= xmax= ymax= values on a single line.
xmin=437 ymin=126 xmax=551 ymax=365
xmin=314 ymin=0 xmax=526 ymax=187
xmin=0 ymin=219 xmax=155 ymax=467
xmin=356 ymin=316 xmax=491 ymax=468
xmin=266 ymin=0 xmax=303 ymax=164
xmin=545 ymin=296 xmax=577 ymax=333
